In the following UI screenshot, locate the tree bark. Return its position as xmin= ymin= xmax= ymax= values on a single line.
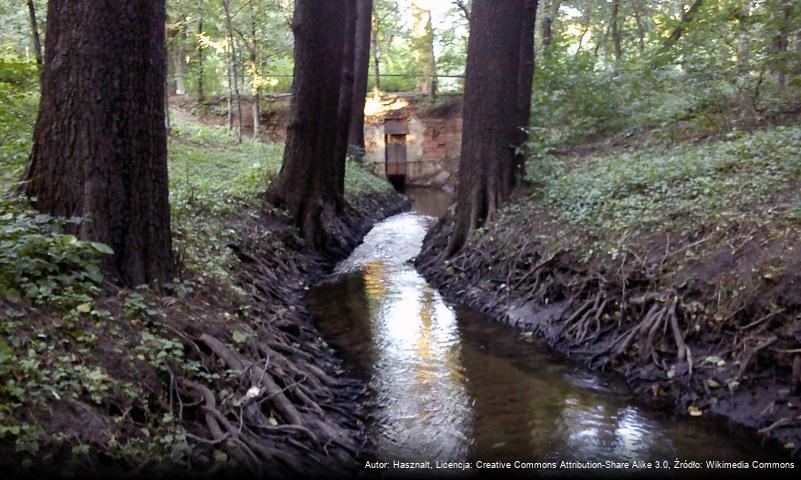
xmin=449 ymin=0 xmax=535 ymax=254
xmin=348 ymin=0 xmax=373 ymax=150
xmin=411 ymin=0 xmax=437 ymax=96
xmin=334 ymin=0 xmax=358 ymax=199
xmin=23 ymin=0 xmax=174 ymax=286
xmin=272 ymin=0 xmax=347 ymax=252
xmin=26 ymin=0 xmax=42 ymax=66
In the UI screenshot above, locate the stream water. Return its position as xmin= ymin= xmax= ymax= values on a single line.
xmin=307 ymin=187 xmax=779 ymax=472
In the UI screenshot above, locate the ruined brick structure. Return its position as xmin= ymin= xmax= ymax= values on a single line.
xmin=254 ymin=92 xmax=463 ymax=190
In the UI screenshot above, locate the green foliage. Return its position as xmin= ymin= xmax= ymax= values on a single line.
xmin=168 ymin=113 xmax=282 ymax=284
xmin=168 ymin=112 xmax=391 ymax=283
xmin=0 ymin=197 xmax=109 ymax=308
xmin=535 ymin=125 xmax=801 ymax=236
xmin=0 ymin=55 xmax=38 ymax=191
xmin=345 ymin=159 xmax=393 ymax=201
xmin=166 ymin=0 xmax=294 ymax=98
xmin=530 ymin=0 xmax=801 ymax=147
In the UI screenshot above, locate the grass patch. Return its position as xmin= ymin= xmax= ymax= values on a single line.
xmin=528 ymin=125 xmax=801 ymax=242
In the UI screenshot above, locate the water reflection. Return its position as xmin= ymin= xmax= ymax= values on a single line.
xmin=307 ymin=187 xmax=776 ymax=467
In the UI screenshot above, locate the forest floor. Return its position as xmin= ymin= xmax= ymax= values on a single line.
xmin=0 ymin=111 xmax=408 ymax=476
xmin=417 ymin=113 xmax=801 ymax=455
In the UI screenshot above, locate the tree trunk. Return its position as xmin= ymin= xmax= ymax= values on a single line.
xmin=250 ymin=1 xmax=260 ymax=139
xmin=222 ymin=0 xmax=243 ymax=143
xmin=172 ymin=30 xmax=187 ymax=95
xmin=371 ymin=14 xmax=381 ymax=93
xmin=664 ymin=0 xmax=703 ymax=48
xmin=634 ymin=9 xmax=646 ymax=55
xmin=449 ymin=0 xmax=535 ymax=254
xmin=333 ymin=0 xmax=358 ymax=200
xmin=272 ymin=0 xmax=347 ymax=252
xmin=226 ymin=60 xmax=234 ymax=130
xmin=611 ymin=0 xmax=622 ymax=65
xmin=197 ymin=17 xmax=205 ymax=102
xmin=348 ymin=0 xmax=373 ymax=150
xmin=774 ymin=2 xmax=791 ymax=90
xmin=514 ymin=0 xmax=538 ymax=181
xmin=411 ymin=0 xmax=437 ymax=96
xmin=574 ymin=6 xmax=591 ymax=57
xmin=541 ymin=0 xmax=560 ymax=57
xmin=23 ymin=0 xmax=174 ymax=286
xmin=26 ymin=0 xmax=43 ymax=66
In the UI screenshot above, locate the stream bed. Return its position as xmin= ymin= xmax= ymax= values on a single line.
xmin=307 ymin=187 xmax=779 ymax=470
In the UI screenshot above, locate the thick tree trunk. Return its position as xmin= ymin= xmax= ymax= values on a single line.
xmin=348 ymin=0 xmax=373 ymax=150
xmin=26 ymin=0 xmax=42 ymax=66
xmin=272 ymin=0 xmax=346 ymax=252
xmin=449 ymin=0 xmax=535 ymax=254
xmin=514 ymin=0 xmax=538 ymax=181
xmin=333 ymin=1 xmax=358 ymax=200
xmin=223 ymin=0 xmax=243 ymax=143
xmin=411 ymin=0 xmax=437 ymax=96
xmin=197 ymin=17 xmax=205 ymax=102
xmin=23 ymin=0 xmax=174 ymax=286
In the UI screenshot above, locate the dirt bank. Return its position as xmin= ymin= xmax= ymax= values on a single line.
xmin=416 ymin=131 xmax=801 ymax=457
xmin=417 ymin=208 xmax=801 ymax=456
xmin=1 ymin=162 xmax=408 ymax=476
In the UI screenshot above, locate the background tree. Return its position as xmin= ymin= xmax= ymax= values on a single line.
xmin=449 ymin=0 xmax=536 ymax=254
xmin=248 ymin=0 xmax=261 ymax=137
xmin=26 ymin=0 xmax=42 ymax=66
xmin=348 ymin=0 xmax=374 ymax=151
xmin=222 ymin=0 xmax=243 ymax=142
xmin=411 ymin=0 xmax=437 ymax=96
xmin=272 ymin=0 xmax=347 ymax=251
xmin=610 ymin=0 xmax=622 ymax=65
xmin=334 ymin=1 xmax=358 ymax=199
xmin=514 ymin=0 xmax=538 ymax=180
xmin=22 ymin=0 xmax=174 ymax=286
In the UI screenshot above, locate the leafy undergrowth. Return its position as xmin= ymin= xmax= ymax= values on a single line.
xmin=0 ymin=111 xmax=402 ymax=475
xmin=0 ymin=56 xmax=38 ymax=191
xmin=418 ymin=123 xmax=801 ymax=453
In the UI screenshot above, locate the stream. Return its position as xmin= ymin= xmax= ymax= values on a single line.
xmin=307 ymin=187 xmax=779 ymax=471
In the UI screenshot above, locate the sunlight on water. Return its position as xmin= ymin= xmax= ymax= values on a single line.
xmin=307 ymin=187 xmax=776 ymax=466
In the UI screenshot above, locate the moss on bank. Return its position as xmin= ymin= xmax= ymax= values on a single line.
xmin=1 ymin=110 xmax=405 ymax=475
xmin=418 ymin=123 xmax=801 ymax=455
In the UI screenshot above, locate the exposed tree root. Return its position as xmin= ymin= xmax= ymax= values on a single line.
xmin=157 ymin=191 xmax=407 ymax=475
xmin=416 ymin=209 xmax=801 ymax=452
